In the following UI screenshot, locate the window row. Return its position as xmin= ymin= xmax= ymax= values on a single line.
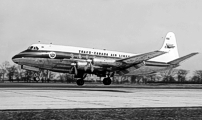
xmin=79 ymin=50 xmax=130 ymax=58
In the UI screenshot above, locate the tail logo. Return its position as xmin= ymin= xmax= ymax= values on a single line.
xmin=165 ymin=43 xmax=175 ymax=49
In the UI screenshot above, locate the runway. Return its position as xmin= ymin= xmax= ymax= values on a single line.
xmin=1 ymin=83 xmax=202 ymax=110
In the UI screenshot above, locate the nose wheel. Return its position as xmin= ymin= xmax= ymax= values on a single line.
xmin=103 ymin=77 xmax=112 ymax=85
xmin=76 ymin=79 xmax=85 ymax=86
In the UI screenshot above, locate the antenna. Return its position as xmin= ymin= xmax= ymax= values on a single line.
xmin=49 ymin=43 xmax=52 ymax=47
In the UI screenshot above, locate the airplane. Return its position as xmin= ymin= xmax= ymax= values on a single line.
xmin=12 ymin=32 xmax=198 ymax=86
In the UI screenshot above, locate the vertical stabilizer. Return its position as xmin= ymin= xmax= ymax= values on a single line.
xmin=150 ymin=32 xmax=179 ymax=63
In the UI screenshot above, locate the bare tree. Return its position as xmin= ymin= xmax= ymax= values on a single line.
xmin=64 ymin=73 xmax=74 ymax=83
xmin=49 ymin=72 xmax=56 ymax=80
xmin=57 ymin=73 xmax=64 ymax=82
xmin=56 ymin=73 xmax=74 ymax=83
xmin=15 ymin=65 xmax=25 ymax=82
xmin=177 ymin=69 xmax=189 ymax=83
xmin=0 ymin=68 xmax=5 ymax=82
xmin=0 ymin=61 xmax=10 ymax=82
xmin=159 ymin=69 xmax=178 ymax=82
xmin=7 ymin=65 xmax=18 ymax=82
xmin=192 ymin=70 xmax=202 ymax=83
xmin=23 ymin=70 xmax=35 ymax=83
xmin=144 ymin=74 xmax=159 ymax=83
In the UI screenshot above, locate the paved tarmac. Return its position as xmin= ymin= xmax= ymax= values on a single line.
xmin=1 ymin=83 xmax=202 ymax=110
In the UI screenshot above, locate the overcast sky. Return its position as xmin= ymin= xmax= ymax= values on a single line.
xmin=0 ymin=0 xmax=201 ymax=73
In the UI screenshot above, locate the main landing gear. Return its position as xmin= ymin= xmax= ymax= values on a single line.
xmin=102 ymin=72 xmax=114 ymax=85
xmin=75 ymin=71 xmax=114 ymax=86
xmin=76 ymin=77 xmax=112 ymax=86
xmin=103 ymin=77 xmax=112 ymax=85
xmin=75 ymin=73 xmax=87 ymax=86
xmin=76 ymin=79 xmax=85 ymax=86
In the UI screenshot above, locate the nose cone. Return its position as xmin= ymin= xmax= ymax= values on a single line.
xmin=12 ymin=54 xmax=20 ymax=64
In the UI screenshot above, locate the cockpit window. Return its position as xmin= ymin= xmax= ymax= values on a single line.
xmin=27 ymin=46 xmax=39 ymax=50
xmin=28 ymin=46 xmax=32 ymax=50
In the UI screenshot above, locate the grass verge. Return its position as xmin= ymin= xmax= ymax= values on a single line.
xmin=1 ymin=107 xmax=202 ymax=120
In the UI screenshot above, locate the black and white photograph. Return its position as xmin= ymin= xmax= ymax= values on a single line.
xmin=0 ymin=0 xmax=202 ymax=119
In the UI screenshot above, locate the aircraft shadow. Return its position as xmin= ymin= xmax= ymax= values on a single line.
xmin=3 ymin=88 xmax=131 ymax=93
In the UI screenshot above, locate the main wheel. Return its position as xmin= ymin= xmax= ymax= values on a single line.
xmin=103 ymin=78 xmax=111 ymax=85
xmin=76 ymin=79 xmax=84 ymax=86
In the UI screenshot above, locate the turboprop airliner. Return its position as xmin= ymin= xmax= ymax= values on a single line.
xmin=12 ymin=32 xmax=198 ymax=86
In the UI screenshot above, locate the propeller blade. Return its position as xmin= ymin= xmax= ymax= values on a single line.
xmin=74 ymin=65 xmax=78 ymax=75
xmin=84 ymin=65 xmax=88 ymax=71
xmin=70 ymin=63 xmax=78 ymax=75
xmin=84 ymin=59 xmax=94 ymax=72
xmin=90 ymin=63 xmax=94 ymax=72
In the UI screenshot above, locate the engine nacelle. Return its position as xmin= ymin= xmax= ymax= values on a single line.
xmin=76 ymin=61 xmax=88 ymax=70
xmin=92 ymin=58 xmax=119 ymax=67
xmin=74 ymin=58 xmax=121 ymax=72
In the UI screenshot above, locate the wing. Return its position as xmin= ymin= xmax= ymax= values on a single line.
xmin=116 ymin=50 xmax=166 ymax=65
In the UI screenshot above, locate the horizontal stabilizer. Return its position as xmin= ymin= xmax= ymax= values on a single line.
xmin=116 ymin=51 xmax=166 ymax=64
xmin=168 ymin=52 xmax=199 ymax=65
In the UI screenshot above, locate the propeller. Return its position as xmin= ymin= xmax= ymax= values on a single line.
xmin=70 ymin=63 xmax=78 ymax=75
xmin=84 ymin=59 xmax=94 ymax=72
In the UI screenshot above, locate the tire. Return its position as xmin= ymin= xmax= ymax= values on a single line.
xmin=103 ymin=78 xmax=111 ymax=85
xmin=76 ymin=79 xmax=84 ymax=86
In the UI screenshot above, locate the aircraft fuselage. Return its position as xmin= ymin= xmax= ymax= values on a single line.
xmin=12 ymin=44 xmax=171 ymax=77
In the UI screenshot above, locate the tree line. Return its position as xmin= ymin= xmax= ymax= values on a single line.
xmin=0 ymin=61 xmax=74 ymax=83
xmin=0 ymin=61 xmax=202 ymax=84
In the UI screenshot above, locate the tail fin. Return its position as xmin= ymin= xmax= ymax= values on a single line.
xmin=151 ymin=32 xmax=180 ymax=62
xmin=168 ymin=52 xmax=199 ymax=65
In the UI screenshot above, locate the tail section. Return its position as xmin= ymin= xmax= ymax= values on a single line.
xmin=151 ymin=32 xmax=180 ymax=62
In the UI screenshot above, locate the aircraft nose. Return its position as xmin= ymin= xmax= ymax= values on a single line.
xmin=12 ymin=54 xmax=21 ymax=64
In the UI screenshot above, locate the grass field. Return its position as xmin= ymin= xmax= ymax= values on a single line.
xmin=1 ymin=107 xmax=202 ymax=120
